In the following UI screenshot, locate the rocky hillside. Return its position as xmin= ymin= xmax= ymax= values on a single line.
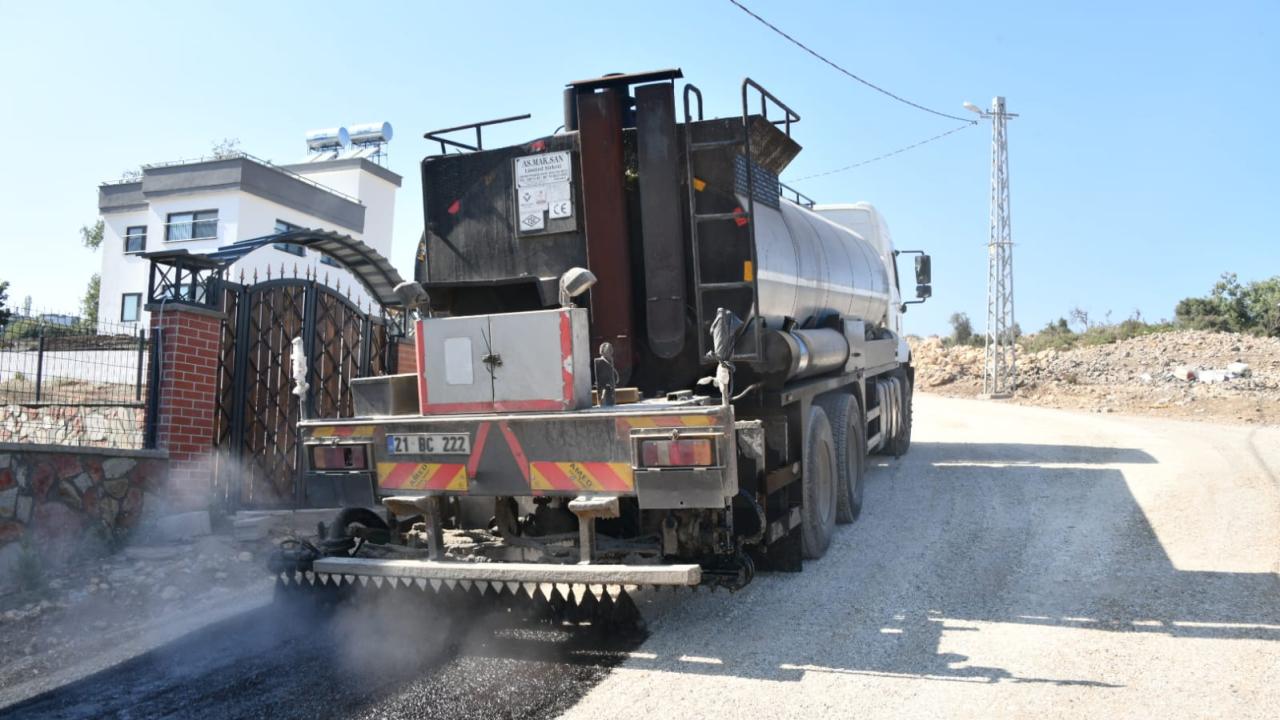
xmin=910 ymin=330 xmax=1280 ymax=424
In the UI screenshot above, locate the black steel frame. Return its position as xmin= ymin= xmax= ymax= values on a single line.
xmin=214 ymin=277 xmax=397 ymax=509
xmin=423 ymin=114 xmax=532 ymax=155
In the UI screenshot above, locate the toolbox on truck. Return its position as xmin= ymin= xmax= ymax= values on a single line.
xmin=413 ymin=307 xmax=592 ymax=415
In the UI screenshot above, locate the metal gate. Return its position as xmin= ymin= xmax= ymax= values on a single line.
xmin=213 ymin=275 xmax=398 ymax=509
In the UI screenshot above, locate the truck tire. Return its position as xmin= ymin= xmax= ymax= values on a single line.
xmin=887 ymin=369 xmax=913 ymax=456
xmin=801 ymin=405 xmax=839 ymax=559
xmin=817 ymin=393 xmax=865 ymax=524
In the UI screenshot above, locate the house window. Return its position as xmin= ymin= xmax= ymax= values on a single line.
xmin=120 ymin=293 xmax=142 ymax=322
xmin=165 ymin=210 xmax=218 ymax=241
xmin=273 ymin=219 xmax=305 ymax=256
xmin=124 ymin=226 xmax=147 ymax=253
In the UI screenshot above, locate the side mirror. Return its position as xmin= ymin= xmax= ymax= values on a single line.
xmin=916 ymin=283 xmax=932 ymax=300
xmin=914 ymin=254 xmax=932 ymax=286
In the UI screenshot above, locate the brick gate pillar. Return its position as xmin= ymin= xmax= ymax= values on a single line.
xmin=148 ymin=304 xmax=222 ymax=511
xmin=396 ymin=337 xmax=417 ymax=374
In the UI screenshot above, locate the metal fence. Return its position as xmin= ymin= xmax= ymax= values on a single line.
xmin=0 ymin=309 xmax=150 ymax=449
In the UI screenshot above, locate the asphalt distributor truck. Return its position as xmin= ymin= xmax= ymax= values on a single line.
xmin=273 ymin=70 xmax=932 ymax=630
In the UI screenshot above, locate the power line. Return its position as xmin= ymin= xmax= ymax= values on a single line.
xmin=788 ymin=122 xmax=976 ymax=181
xmin=727 ymin=0 xmax=973 ymax=123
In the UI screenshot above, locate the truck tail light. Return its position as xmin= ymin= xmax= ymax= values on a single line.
xmin=311 ymin=445 xmax=368 ymax=471
xmin=638 ymin=438 xmax=715 ymax=468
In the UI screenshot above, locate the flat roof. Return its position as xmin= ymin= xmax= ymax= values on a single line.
xmin=98 ymin=154 xmax=366 ymax=232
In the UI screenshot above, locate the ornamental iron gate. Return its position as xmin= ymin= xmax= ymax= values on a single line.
xmin=213 ymin=272 xmax=398 ymax=510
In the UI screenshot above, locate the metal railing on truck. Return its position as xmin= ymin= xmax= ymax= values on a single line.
xmin=681 ymin=78 xmax=800 ymax=364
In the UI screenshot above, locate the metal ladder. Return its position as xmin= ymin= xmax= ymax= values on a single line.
xmin=681 ymin=79 xmax=800 ymax=363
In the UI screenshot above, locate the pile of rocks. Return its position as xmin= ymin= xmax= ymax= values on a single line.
xmin=910 ymin=330 xmax=1280 ymax=424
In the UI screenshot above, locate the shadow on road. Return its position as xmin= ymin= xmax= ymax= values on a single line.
xmin=562 ymin=439 xmax=1279 ymax=688
xmin=912 ymin=442 xmax=1158 ymax=465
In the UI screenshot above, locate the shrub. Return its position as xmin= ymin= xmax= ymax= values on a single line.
xmin=1175 ymin=273 xmax=1280 ymax=337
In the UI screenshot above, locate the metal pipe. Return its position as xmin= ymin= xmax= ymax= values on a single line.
xmin=34 ymin=330 xmax=45 ymax=403
xmin=769 ymin=328 xmax=849 ymax=380
xmin=562 ymin=88 xmax=579 ymax=132
xmin=135 ymin=330 xmax=146 ymax=402
xmin=576 ymin=88 xmax=636 ymax=382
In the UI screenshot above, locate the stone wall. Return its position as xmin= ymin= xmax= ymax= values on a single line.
xmin=0 ymin=405 xmax=145 ymax=449
xmin=0 ymin=443 xmax=168 ymax=576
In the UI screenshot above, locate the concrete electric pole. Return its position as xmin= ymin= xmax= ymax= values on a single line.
xmin=965 ymin=96 xmax=1018 ymax=397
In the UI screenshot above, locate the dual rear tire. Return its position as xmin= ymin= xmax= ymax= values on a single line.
xmin=800 ymin=405 xmax=839 ymax=559
xmin=801 ymin=393 xmax=867 ymax=559
xmin=818 ymin=393 xmax=866 ymax=525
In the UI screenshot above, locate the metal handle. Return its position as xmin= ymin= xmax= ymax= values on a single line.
xmin=741 ymin=78 xmax=801 ymax=137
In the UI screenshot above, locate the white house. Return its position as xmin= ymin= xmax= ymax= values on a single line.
xmin=96 ymin=147 xmax=400 ymax=329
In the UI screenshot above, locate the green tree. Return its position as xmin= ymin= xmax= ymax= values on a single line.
xmin=82 ymin=274 xmax=100 ymax=328
xmin=1239 ymin=277 xmax=1280 ymax=336
xmin=80 ymin=219 xmax=104 ymax=249
xmin=1174 ymin=273 xmax=1280 ymax=336
xmin=947 ymin=312 xmax=974 ymax=346
xmin=0 ymin=280 xmax=12 ymax=329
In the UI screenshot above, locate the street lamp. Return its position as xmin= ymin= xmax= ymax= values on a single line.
xmin=963 ymin=101 xmax=985 ymax=116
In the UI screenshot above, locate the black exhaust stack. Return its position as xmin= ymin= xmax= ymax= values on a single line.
xmin=634 ymin=82 xmax=686 ymax=358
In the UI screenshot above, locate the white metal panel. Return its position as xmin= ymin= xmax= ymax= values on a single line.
xmin=419 ymin=315 xmax=491 ymax=408
xmin=488 ymin=308 xmax=591 ymax=411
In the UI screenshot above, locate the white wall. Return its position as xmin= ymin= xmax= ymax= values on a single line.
xmin=233 ymin=195 xmax=376 ymax=309
xmin=99 ymin=189 xmax=241 ymax=331
xmin=99 ymin=209 xmax=150 ymax=331
xmin=289 ymin=164 xmax=397 ymax=256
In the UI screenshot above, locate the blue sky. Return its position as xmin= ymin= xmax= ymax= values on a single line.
xmin=1 ymin=0 xmax=1276 ymax=335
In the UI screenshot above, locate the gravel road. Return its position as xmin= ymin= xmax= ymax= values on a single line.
xmin=4 ymin=393 xmax=1277 ymax=719
xmin=566 ymin=394 xmax=1280 ymax=719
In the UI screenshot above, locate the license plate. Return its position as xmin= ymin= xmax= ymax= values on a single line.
xmin=386 ymin=433 xmax=471 ymax=455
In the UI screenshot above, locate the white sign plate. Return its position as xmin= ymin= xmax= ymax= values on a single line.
xmin=515 ymin=151 xmax=572 ymax=187
xmin=519 ymin=211 xmax=545 ymax=231
xmin=518 ymin=186 xmax=548 ymax=212
xmin=547 ymin=182 xmax=572 ymax=219
xmin=443 ymin=337 xmax=474 ymax=385
xmin=387 ymin=433 xmax=471 ymax=455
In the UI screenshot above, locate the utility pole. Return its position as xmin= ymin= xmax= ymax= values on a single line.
xmin=965 ymin=97 xmax=1018 ymax=397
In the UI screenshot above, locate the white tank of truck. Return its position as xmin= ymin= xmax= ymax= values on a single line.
xmin=751 ymin=199 xmax=893 ymax=329
xmin=813 ymin=202 xmax=910 ymax=360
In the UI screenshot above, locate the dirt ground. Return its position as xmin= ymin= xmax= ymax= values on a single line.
xmin=911 ymin=330 xmax=1280 ymax=425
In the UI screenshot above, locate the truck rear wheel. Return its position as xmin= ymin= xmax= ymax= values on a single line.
xmin=887 ymin=369 xmax=913 ymax=456
xmin=801 ymin=405 xmax=838 ymax=559
xmin=817 ymin=393 xmax=865 ymax=524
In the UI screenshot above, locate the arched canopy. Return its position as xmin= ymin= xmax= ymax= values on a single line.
xmin=205 ymin=229 xmax=408 ymax=308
